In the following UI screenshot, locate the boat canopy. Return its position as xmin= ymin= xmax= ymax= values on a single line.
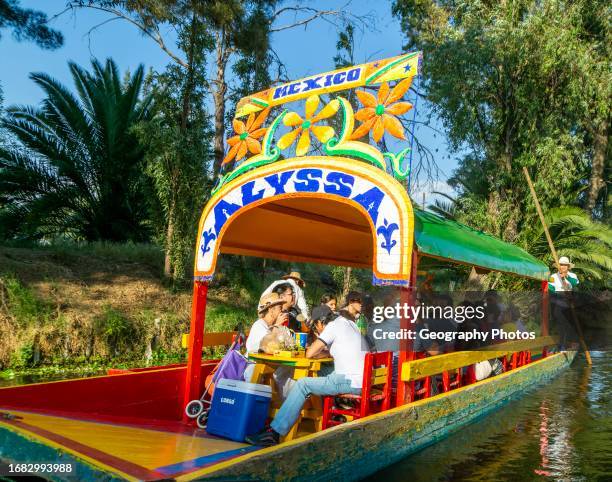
xmin=193 ymin=51 xmax=548 ymax=284
xmin=414 ymin=209 xmax=548 ymax=280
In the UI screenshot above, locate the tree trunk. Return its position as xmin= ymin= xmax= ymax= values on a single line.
xmin=341 ymin=267 xmax=352 ymax=304
xmin=164 ymin=13 xmax=197 ymax=279
xmin=213 ymin=28 xmax=228 ymax=178
xmin=164 ymin=201 xmax=175 ymax=278
xmin=587 ymin=118 xmax=609 ymax=217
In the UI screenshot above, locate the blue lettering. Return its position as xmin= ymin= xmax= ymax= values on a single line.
xmin=264 ymin=171 xmax=294 ymax=194
xmin=213 ymin=199 xmax=241 ymax=234
xmin=241 ymin=181 xmax=265 ymax=205
xmin=288 ymin=83 xmax=301 ymax=95
xmin=324 ymin=74 xmax=334 ymax=87
xmin=347 ymin=67 xmax=360 ymax=82
xmin=332 ymin=72 xmax=347 ymax=85
xmin=352 ymin=187 xmax=385 ymax=224
xmin=273 ymin=85 xmax=289 ymax=99
xmin=302 ymin=76 xmax=322 ymax=92
xmin=324 ymin=172 xmax=354 ymax=198
xmin=294 ymin=169 xmax=322 ymax=192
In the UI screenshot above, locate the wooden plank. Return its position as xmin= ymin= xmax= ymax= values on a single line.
xmin=401 ymin=336 xmax=558 ymax=382
xmin=182 ymin=331 xmax=238 ymax=349
xmin=372 ymin=375 xmax=388 ymax=386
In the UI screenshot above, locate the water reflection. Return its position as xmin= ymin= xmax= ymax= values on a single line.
xmin=368 ymin=352 xmax=610 ymax=481
xmin=0 ymin=370 xmax=104 ymax=388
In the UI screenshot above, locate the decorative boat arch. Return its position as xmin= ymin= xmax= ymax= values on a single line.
xmin=194 ymin=157 xmax=414 ymax=285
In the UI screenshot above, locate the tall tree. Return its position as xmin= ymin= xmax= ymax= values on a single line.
xmin=137 ymin=13 xmax=214 ymax=280
xmin=393 ymin=0 xmax=611 ymax=242
xmin=65 ymin=1 xmax=370 ymax=276
xmin=0 ymin=0 xmax=63 ymax=49
xmin=0 ymin=59 xmax=153 ymax=241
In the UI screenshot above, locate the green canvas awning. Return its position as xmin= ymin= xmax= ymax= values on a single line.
xmin=414 ymin=209 xmax=549 ymax=280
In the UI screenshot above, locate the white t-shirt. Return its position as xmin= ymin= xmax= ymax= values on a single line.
xmin=246 ymin=318 xmax=270 ymax=353
xmin=318 ymin=315 xmax=367 ymax=388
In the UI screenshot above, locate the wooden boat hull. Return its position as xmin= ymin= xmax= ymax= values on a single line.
xmin=183 ymin=351 xmax=576 ymax=481
xmin=0 ymin=351 xmax=574 ymax=481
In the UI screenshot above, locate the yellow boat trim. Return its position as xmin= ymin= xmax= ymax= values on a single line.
xmin=401 ymin=336 xmax=559 ymax=381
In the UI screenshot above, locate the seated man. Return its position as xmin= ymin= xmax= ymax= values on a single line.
xmin=246 ymin=292 xmax=367 ymax=446
xmin=244 ymin=293 xmax=287 ymax=383
xmin=245 ymin=292 xmax=287 ymax=353
xmin=262 ymin=271 xmax=310 ymax=320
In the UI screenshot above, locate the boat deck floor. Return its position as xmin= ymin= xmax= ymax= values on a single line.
xmin=0 ymin=408 xmax=264 ymax=480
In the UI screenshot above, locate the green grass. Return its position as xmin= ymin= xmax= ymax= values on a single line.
xmin=206 ymin=302 xmax=253 ymax=333
xmin=0 ymin=273 xmax=52 ymax=327
xmin=2 ymin=238 xmax=165 ymax=269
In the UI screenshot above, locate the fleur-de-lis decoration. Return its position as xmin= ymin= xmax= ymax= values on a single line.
xmin=223 ymin=108 xmax=270 ymax=165
xmin=351 ymin=79 xmax=413 ymax=142
xmin=277 ymin=94 xmax=339 ymax=156
xmin=377 ymin=218 xmax=399 ymax=254
xmin=200 ymin=228 xmax=217 ymax=256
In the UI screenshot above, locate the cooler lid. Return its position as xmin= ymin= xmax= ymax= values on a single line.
xmin=216 ymin=378 xmax=272 ymax=397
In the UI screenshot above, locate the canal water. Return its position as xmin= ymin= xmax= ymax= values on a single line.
xmin=368 ymin=352 xmax=611 ymax=481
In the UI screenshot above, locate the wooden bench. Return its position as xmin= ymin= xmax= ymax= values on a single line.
xmin=181 ymin=331 xmax=240 ymax=349
xmin=399 ymin=336 xmax=559 ymax=401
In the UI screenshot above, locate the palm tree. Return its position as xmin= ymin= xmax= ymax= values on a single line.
xmin=0 ymin=58 xmax=153 ymax=241
xmin=426 ymin=191 xmax=459 ymax=220
xmin=523 ymin=207 xmax=612 ymax=287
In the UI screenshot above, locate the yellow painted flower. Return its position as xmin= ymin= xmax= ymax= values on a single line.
xmin=277 ymin=95 xmax=339 ymax=156
xmin=351 ymin=78 xmax=413 ymax=142
xmin=223 ymin=108 xmax=270 ymax=165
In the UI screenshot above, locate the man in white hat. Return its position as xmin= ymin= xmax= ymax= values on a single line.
xmin=548 ymin=256 xmax=579 ymax=293
xmin=261 ymin=271 xmax=310 ymax=319
xmin=548 ymin=256 xmax=579 ymax=347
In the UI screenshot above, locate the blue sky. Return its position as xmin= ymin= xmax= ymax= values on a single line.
xmin=1 ymin=0 xmax=459 ymax=200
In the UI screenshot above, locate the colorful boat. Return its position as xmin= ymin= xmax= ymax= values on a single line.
xmin=0 ymin=53 xmax=576 ymax=481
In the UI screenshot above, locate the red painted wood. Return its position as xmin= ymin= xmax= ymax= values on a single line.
xmin=322 ymin=351 xmax=393 ymax=428
xmin=396 ymin=250 xmax=419 ymax=406
xmin=0 ymin=363 xmax=217 ymax=424
xmin=182 ymin=281 xmax=209 ymax=420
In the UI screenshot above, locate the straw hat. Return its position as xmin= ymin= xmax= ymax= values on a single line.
xmin=281 ymin=271 xmax=306 ymax=287
xmin=258 ymin=292 xmax=284 ymax=317
xmin=558 ymin=256 xmax=574 ymax=269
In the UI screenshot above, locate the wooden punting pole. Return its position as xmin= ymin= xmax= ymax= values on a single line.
xmin=522 ymin=167 xmax=592 ymax=365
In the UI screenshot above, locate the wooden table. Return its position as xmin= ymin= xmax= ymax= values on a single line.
xmin=248 ymin=352 xmax=333 ymax=441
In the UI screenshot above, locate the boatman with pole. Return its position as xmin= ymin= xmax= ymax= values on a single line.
xmin=548 ymin=256 xmax=579 ymax=348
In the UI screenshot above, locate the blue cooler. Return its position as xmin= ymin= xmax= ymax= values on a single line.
xmin=206 ymin=378 xmax=272 ymax=442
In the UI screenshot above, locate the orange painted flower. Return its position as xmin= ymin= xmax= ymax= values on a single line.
xmin=223 ymin=108 xmax=270 ymax=165
xmin=351 ymin=78 xmax=413 ymax=143
xmin=277 ymin=95 xmax=339 ymax=156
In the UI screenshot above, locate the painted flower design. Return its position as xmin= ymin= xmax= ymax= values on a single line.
xmin=223 ymin=108 xmax=270 ymax=165
xmin=277 ymin=94 xmax=339 ymax=156
xmin=351 ymin=78 xmax=413 ymax=142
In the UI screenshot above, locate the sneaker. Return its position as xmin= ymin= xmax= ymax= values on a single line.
xmin=245 ymin=427 xmax=280 ymax=446
xmin=331 ymin=414 xmax=347 ymax=423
